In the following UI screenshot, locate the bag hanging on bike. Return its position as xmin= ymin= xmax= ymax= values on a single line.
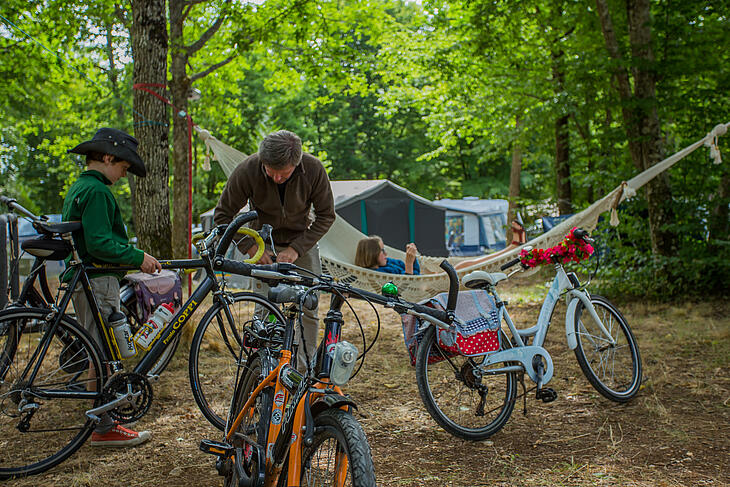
xmin=124 ymin=269 xmax=182 ymax=321
xmin=435 ymin=290 xmax=501 ymax=357
xmin=400 ymin=290 xmax=501 ymax=365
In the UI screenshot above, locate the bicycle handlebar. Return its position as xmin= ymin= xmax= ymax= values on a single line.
xmin=212 ymin=256 xmax=455 ymax=327
xmin=500 ymin=257 xmax=522 ymax=271
xmin=0 ymin=195 xmax=45 ymax=221
xmin=214 ymin=211 xmax=260 ymax=257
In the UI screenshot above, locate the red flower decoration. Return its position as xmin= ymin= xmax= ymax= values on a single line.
xmin=519 ymin=227 xmax=594 ymax=268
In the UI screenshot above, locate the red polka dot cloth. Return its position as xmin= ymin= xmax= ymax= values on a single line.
xmin=400 ymin=290 xmax=502 ymax=364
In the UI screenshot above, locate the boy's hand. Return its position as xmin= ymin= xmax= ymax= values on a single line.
xmin=141 ymin=252 xmax=162 ymax=274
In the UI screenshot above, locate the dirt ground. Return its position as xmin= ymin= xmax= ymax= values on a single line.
xmin=8 ymin=283 xmax=730 ymax=487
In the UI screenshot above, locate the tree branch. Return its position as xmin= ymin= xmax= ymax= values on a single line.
xmin=114 ymin=3 xmax=129 ymax=28
xmin=181 ymin=0 xmax=206 ymax=22
xmin=595 ymin=0 xmax=633 ymax=100
xmin=190 ymin=55 xmax=235 ymax=82
xmin=186 ymin=0 xmax=231 ymax=56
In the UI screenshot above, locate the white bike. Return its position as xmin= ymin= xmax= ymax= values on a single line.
xmin=415 ymin=228 xmax=642 ymax=440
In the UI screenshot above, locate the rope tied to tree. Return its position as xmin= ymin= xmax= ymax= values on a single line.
xmin=703 ymin=122 xmax=728 ymax=165
xmin=608 ymin=121 xmax=728 ymax=226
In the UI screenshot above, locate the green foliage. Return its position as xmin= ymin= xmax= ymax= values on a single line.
xmin=593 ymin=203 xmax=730 ymax=300
xmin=1 ymin=0 xmax=728 ymax=299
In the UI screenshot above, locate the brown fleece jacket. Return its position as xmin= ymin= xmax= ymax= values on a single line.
xmin=213 ymin=152 xmax=335 ymax=257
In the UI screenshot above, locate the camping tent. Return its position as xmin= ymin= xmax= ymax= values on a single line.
xmin=331 ymin=180 xmax=449 ymax=257
xmin=432 ymin=198 xmax=509 ymax=255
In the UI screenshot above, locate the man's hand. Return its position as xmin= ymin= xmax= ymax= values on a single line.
xmin=140 ymin=252 xmax=162 ymax=274
xmin=248 ymin=247 xmax=275 ymax=264
xmin=276 ymin=247 xmax=299 ymax=264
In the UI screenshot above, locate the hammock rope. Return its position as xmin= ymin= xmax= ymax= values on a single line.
xmin=196 ymin=122 xmax=727 ymax=301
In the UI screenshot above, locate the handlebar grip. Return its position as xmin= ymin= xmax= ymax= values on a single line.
xmin=0 ymin=196 xmax=14 ymax=205
xmin=500 ymin=258 xmax=521 ymax=271
xmin=215 ymin=211 xmax=259 ymax=256
xmin=213 ymin=257 xmax=253 ymax=275
xmin=573 ymin=227 xmax=595 ymax=244
xmin=439 ymin=260 xmax=459 ymax=313
xmin=410 ymin=302 xmax=450 ymax=324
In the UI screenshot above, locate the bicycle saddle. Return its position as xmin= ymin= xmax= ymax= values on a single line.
xmin=33 ymin=220 xmax=81 ymax=235
xmin=462 ymin=270 xmax=508 ymax=288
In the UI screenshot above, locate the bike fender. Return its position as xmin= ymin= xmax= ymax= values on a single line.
xmin=565 ymin=297 xmax=580 ymax=350
xmin=310 ymin=393 xmax=357 ymax=417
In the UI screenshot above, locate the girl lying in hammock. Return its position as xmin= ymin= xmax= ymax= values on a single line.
xmin=354 ymin=221 xmax=526 ymax=275
xmin=355 ymin=236 xmax=421 ymax=275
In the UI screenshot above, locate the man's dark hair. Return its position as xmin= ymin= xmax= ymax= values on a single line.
xmin=258 ymin=130 xmax=303 ymax=169
xmin=85 ymin=151 xmax=123 ymax=164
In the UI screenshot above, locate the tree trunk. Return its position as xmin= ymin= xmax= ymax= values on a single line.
xmin=595 ymin=0 xmax=675 ymax=255
xmin=709 ymin=164 xmax=729 ymax=241
xmin=131 ymin=0 xmax=172 ymax=258
xmin=552 ymin=49 xmax=572 ymax=215
xmin=554 ymin=114 xmax=572 ymax=215
xmin=507 ymin=115 xmax=522 ymax=242
xmin=169 ymin=0 xmax=191 ymax=260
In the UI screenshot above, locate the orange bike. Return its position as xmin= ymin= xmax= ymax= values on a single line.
xmin=200 ymin=254 xmax=461 ymax=487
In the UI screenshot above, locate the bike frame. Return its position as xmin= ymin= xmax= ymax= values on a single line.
xmin=10 ymin=256 xmax=237 ymax=403
xmin=477 ymin=262 xmax=616 ymax=386
xmin=226 ymin=293 xmax=352 ymax=487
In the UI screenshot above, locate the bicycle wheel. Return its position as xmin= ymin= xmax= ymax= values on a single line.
xmin=278 ymin=408 xmax=376 ymax=487
xmin=0 ymin=307 xmax=104 ymax=479
xmin=573 ymin=295 xmax=642 ymax=402
xmin=189 ymin=292 xmax=285 ymax=431
xmin=224 ymin=354 xmax=272 ymax=487
xmin=415 ymin=326 xmax=517 ymax=441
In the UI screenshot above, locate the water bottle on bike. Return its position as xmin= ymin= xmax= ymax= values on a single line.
xmin=133 ymin=303 xmax=175 ymax=350
xmin=109 ymin=308 xmax=137 ymax=358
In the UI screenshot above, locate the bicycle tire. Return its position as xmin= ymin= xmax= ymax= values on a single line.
xmin=415 ymin=326 xmax=517 ymax=441
xmin=277 ymin=408 xmax=376 ymax=487
xmin=224 ymin=354 xmax=272 ymax=487
xmin=0 ymin=307 xmax=104 ymax=479
xmin=573 ymin=295 xmax=642 ymax=402
xmin=189 ymin=292 xmax=285 ymax=431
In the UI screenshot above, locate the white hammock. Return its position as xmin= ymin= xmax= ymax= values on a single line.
xmin=196 ymin=122 xmax=727 ymax=301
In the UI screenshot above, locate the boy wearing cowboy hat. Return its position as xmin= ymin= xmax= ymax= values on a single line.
xmin=63 ymin=127 xmax=161 ymax=447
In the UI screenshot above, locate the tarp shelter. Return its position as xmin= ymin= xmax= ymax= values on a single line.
xmin=432 ymin=198 xmax=509 ymax=255
xmin=331 ymin=180 xmax=449 ymax=257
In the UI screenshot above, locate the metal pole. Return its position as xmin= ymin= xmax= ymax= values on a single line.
xmin=9 ymin=214 xmax=19 ymax=301
xmin=1 ymin=214 xmax=7 ymax=308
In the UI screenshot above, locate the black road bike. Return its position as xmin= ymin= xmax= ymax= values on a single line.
xmin=0 ymin=200 xmax=278 ymax=479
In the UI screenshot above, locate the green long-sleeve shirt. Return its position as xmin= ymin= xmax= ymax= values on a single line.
xmin=61 ymin=170 xmax=143 ymax=281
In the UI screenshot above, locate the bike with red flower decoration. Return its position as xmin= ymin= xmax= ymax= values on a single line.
xmin=414 ymin=227 xmax=642 ymax=440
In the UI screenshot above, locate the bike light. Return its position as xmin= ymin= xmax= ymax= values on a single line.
xmin=329 ymin=341 xmax=358 ymax=386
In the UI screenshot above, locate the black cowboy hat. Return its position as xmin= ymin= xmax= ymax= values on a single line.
xmin=67 ymin=128 xmax=146 ymax=177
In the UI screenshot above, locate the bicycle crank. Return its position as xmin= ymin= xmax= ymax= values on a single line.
xmin=94 ymin=372 xmax=153 ymax=424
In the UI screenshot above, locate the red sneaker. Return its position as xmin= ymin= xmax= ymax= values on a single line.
xmin=90 ymin=424 xmax=151 ymax=447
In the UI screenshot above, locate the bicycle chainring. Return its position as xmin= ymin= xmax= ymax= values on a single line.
xmin=102 ymin=372 xmax=153 ymax=423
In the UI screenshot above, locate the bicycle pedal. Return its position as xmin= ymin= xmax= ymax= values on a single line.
xmin=199 ymin=439 xmax=233 ymax=457
xmin=536 ymin=387 xmax=557 ymax=403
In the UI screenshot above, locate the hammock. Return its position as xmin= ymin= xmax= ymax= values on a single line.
xmin=196 ymin=123 xmax=728 ymax=301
